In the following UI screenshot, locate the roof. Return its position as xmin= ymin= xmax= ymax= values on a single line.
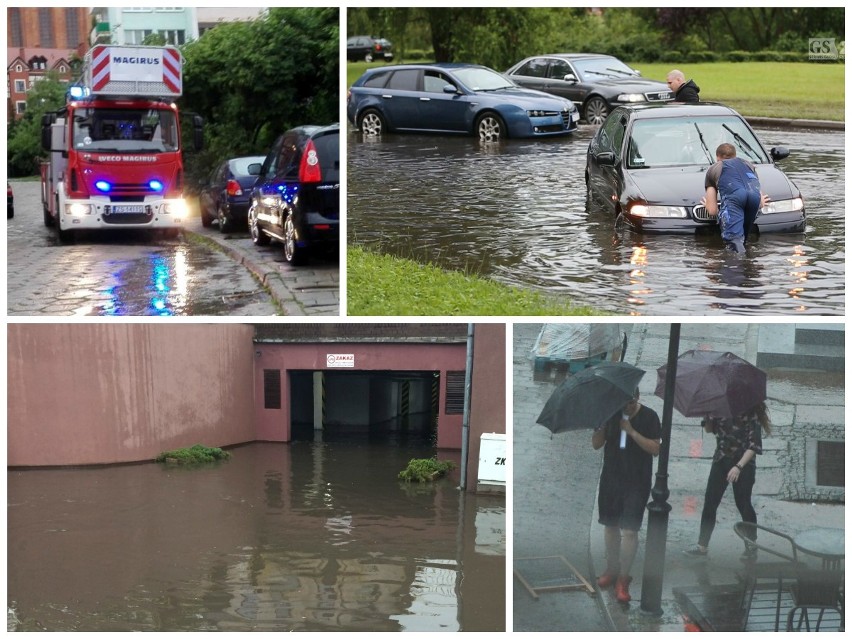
xmin=618 ymin=102 xmax=739 ymax=118
xmin=7 ymin=47 xmax=77 ymax=71
xmin=253 ymin=324 xmax=469 ymax=344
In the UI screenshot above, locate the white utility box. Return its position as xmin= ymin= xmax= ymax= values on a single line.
xmin=477 ymin=432 xmax=507 ymax=490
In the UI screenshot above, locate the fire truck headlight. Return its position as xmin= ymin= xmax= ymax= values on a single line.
xmin=163 ymin=200 xmax=187 ymax=216
xmin=66 ymin=203 xmax=92 ymax=217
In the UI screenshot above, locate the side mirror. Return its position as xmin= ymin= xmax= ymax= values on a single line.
xmin=596 ymin=151 xmax=616 ymax=166
xmin=563 ymin=74 xmax=578 ymax=84
xmin=770 ymin=146 xmax=790 ymax=162
xmin=248 ymin=162 xmax=262 ymax=176
xmin=192 ymin=114 xmax=204 ymax=152
xmin=443 ymin=84 xmax=458 ymax=94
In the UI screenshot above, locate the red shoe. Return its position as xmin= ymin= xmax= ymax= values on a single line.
xmin=615 ymin=576 xmax=632 ymax=603
xmin=597 ymin=570 xmax=618 ymax=588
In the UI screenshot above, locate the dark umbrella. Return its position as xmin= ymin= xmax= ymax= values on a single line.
xmin=654 ymin=349 xmax=766 ymax=418
xmin=537 ymin=361 xmax=646 ymax=433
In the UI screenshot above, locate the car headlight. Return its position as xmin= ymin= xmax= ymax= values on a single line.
xmin=617 ymin=93 xmax=647 ymax=103
xmin=527 ymin=110 xmax=560 ymax=117
xmin=163 ymin=200 xmax=187 ymax=216
xmin=760 ymin=197 xmax=804 ymax=214
xmin=66 ymin=203 xmax=92 ymax=216
xmin=629 ymin=204 xmax=688 ymax=218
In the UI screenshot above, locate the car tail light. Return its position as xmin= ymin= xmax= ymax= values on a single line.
xmin=375 ymin=43 xmax=383 ymax=52
xmin=226 ymin=179 xmax=242 ymax=196
xmin=299 ymin=140 xmax=322 ymax=183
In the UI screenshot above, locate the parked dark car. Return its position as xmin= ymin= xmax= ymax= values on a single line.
xmin=585 ymin=103 xmax=806 ymax=235
xmin=347 ymin=63 xmax=579 ymax=142
xmin=199 ymin=155 xmax=265 ymax=232
xmin=248 ymin=124 xmax=339 ymax=265
xmin=505 ymin=53 xmax=672 ymax=125
xmin=7 ymin=183 xmax=13 ymax=219
xmin=347 ymin=35 xmax=394 ymax=62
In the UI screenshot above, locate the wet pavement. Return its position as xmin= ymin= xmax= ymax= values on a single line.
xmin=8 ymin=440 xmax=505 ymax=632
xmin=6 ymin=181 xmax=339 ymax=316
xmin=348 ymin=123 xmax=844 ymax=316
xmin=513 ymin=323 xmax=844 ymax=631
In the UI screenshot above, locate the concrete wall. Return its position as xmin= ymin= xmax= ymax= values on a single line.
xmin=254 ymin=342 xmax=467 ymax=448
xmin=8 ymin=324 xmax=256 ymax=466
xmin=466 ymin=324 xmax=507 ymax=491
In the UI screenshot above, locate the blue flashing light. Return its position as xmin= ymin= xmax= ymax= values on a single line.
xmin=68 ymin=86 xmax=85 ymax=100
xmin=149 ymin=180 xmax=164 ymax=192
xmin=95 ymin=180 xmax=112 ymax=193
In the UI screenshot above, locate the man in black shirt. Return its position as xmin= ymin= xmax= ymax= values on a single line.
xmin=667 ymin=69 xmax=700 ymax=102
xmin=592 ymin=388 xmax=661 ymax=603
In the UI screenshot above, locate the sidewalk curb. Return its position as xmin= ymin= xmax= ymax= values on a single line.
xmin=746 ymin=116 xmax=844 ymax=130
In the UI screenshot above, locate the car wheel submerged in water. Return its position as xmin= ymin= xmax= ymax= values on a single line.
xmin=359 ymin=109 xmax=385 ymax=136
xmin=584 ymin=96 xmax=610 ymax=126
xmin=476 ymin=112 xmax=506 ymax=142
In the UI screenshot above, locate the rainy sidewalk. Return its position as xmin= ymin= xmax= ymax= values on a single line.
xmin=587 ymin=323 xmax=845 ymax=632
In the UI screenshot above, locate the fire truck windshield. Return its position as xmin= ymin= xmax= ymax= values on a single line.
xmin=72 ymin=108 xmax=179 ymax=153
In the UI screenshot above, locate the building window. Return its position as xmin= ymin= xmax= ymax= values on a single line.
xmin=15 ymin=64 xmax=23 ymax=73
xmin=14 ymin=80 xmax=26 ymax=93
xmin=124 ymin=7 xmax=153 ymax=12
xmin=9 ymin=8 xmax=23 ymax=48
xmin=125 ymin=30 xmax=154 ymax=45
xmin=445 ymin=371 xmax=466 ymax=415
xmin=65 ymin=9 xmax=80 ymax=47
xmin=38 ymin=8 xmax=54 ymax=47
xmin=263 ymin=369 xmax=282 ymax=410
xmin=155 ymin=7 xmax=184 ymax=12
xmin=16 ymin=102 xmax=27 ymax=115
xmin=160 ymin=29 xmax=186 ymax=45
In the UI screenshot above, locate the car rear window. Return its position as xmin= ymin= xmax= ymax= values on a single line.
xmin=311 ymin=132 xmax=339 ymax=181
xmin=363 ymin=70 xmax=391 ymax=88
xmin=387 ymin=70 xmax=419 ymax=91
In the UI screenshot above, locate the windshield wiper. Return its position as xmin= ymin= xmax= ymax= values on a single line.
xmin=693 ymin=123 xmax=713 ymax=163
xmin=722 ymin=123 xmax=762 ymax=162
xmin=606 ymin=67 xmax=637 ymax=76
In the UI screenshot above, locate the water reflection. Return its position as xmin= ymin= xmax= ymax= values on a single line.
xmin=8 ymin=441 xmax=504 ymax=631
xmin=348 ymin=125 xmax=844 ymax=315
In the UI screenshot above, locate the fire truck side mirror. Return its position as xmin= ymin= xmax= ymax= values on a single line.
xmin=192 ymin=115 xmax=204 ymax=152
xmin=40 ymin=113 xmax=57 ymax=152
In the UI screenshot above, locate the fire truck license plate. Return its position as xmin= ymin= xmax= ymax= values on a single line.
xmin=111 ymin=205 xmax=145 ymax=214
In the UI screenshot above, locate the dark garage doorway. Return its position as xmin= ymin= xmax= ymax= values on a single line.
xmin=290 ymin=370 xmax=439 ymax=444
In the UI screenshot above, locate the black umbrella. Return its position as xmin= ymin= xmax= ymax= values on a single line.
xmin=537 ymin=361 xmax=646 ymax=433
xmin=654 ymin=349 xmax=766 ymax=418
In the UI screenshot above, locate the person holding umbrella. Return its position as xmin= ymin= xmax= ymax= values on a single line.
xmin=683 ymin=402 xmax=771 ymax=558
xmin=592 ymin=388 xmax=661 ymax=603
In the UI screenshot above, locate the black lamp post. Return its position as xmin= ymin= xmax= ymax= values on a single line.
xmin=640 ymin=323 xmax=681 ymax=616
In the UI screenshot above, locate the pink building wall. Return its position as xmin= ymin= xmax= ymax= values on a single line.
xmin=253 ymin=341 xmax=467 ymax=448
xmin=7 ymin=324 xmax=257 ymax=466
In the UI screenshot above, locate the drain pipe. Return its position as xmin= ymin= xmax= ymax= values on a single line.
xmin=459 ymin=323 xmax=474 ymax=491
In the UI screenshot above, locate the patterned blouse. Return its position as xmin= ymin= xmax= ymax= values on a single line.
xmin=704 ymin=412 xmax=763 ymax=464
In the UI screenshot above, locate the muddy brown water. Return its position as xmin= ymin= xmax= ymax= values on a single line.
xmin=8 ymin=441 xmax=505 ymax=631
xmin=347 ymin=125 xmax=844 ymax=315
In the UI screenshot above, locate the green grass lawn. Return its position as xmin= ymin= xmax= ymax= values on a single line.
xmin=630 ymin=62 xmax=844 ymax=121
xmin=347 ymin=246 xmax=602 ymax=316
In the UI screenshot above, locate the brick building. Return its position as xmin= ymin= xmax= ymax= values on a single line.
xmin=6 ymin=7 xmax=89 ymax=119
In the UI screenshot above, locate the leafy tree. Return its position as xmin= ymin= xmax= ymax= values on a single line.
xmin=7 ymin=74 xmax=68 ymax=177
xmin=180 ymin=7 xmax=339 ymax=188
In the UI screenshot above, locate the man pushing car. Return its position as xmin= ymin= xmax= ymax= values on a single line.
xmin=701 ymin=143 xmax=770 ymax=253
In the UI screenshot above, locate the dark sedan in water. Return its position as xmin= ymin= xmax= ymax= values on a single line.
xmin=505 ymin=53 xmax=672 ymax=125
xmin=347 ymin=63 xmax=580 ymax=142
xmin=585 ymin=103 xmax=806 ymax=234
xmin=199 ymin=155 xmax=265 ymax=232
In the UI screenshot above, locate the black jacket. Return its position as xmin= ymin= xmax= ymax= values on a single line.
xmin=675 ymin=79 xmax=700 ymax=102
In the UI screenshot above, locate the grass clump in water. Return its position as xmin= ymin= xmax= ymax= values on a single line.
xmin=155 ymin=444 xmax=231 ymax=465
xmin=398 ymin=458 xmax=457 ymax=483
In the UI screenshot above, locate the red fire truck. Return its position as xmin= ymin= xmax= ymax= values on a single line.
xmin=40 ymin=44 xmax=203 ymax=241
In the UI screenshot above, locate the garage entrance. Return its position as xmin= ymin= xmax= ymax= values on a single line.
xmin=289 ymin=370 xmax=440 ymax=444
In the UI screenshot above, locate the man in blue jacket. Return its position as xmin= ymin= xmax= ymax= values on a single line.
xmin=702 ymin=143 xmax=769 ymax=253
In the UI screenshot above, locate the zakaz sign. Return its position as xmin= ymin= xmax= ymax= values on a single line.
xmin=326 ymin=354 xmax=355 ymax=368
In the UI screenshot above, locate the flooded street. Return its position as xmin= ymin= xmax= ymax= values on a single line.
xmin=8 ymin=441 xmax=505 ymax=632
xmin=347 ymin=125 xmax=844 ymax=315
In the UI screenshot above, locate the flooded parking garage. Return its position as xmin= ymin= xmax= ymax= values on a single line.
xmin=8 ymin=441 xmax=505 ymax=632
